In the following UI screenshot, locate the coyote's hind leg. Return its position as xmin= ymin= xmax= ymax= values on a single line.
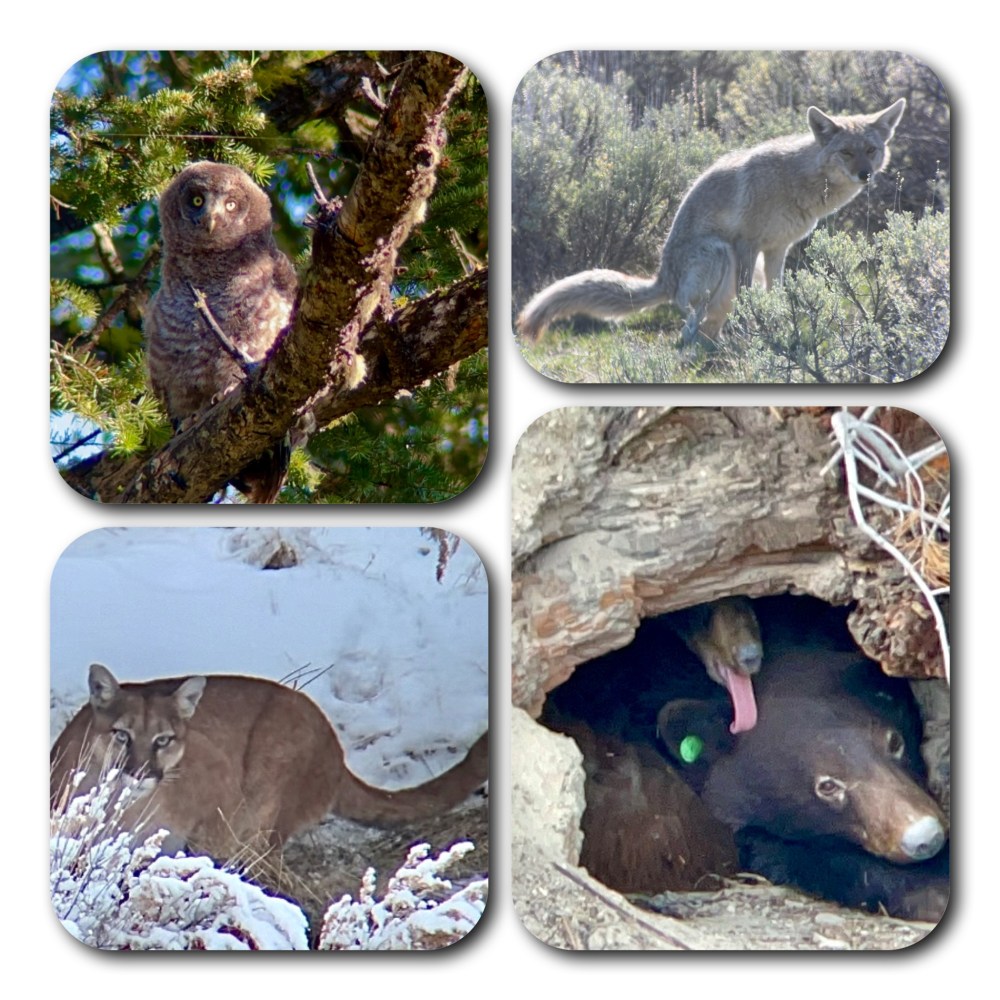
xmin=676 ymin=240 xmax=736 ymax=348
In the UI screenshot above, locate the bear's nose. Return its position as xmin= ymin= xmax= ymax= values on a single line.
xmin=734 ymin=642 xmax=762 ymax=674
xmin=901 ymin=815 xmax=946 ymax=861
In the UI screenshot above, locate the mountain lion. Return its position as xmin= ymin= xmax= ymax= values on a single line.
xmin=51 ymin=663 xmax=489 ymax=858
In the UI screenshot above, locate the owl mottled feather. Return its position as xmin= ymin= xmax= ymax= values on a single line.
xmin=145 ymin=162 xmax=298 ymax=502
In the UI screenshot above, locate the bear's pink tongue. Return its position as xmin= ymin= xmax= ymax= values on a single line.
xmin=722 ymin=668 xmax=757 ymax=734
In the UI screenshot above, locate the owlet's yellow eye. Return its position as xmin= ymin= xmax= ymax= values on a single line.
xmin=225 ymin=199 xmax=237 ymax=211
xmin=191 ymin=195 xmax=204 ymax=207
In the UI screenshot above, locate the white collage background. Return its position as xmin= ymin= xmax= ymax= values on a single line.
xmin=14 ymin=4 xmax=996 ymax=996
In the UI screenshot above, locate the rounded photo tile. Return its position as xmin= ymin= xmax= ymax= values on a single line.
xmin=511 ymin=406 xmax=949 ymax=949
xmin=50 ymin=51 xmax=488 ymax=503
xmin=512 ymin=52 xmax=949 ymax=384
xmin=50 ymin=527 xmax=489 ymax=950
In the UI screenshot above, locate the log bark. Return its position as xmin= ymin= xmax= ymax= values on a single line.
xmin=512 ymin=405 xmax=948 ymax=714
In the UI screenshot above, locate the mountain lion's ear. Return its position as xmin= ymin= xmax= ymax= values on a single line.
xmin=173 ymin=676 xmax=207 ymax=720
xmin=87 ymin=662 xmax=120 ymax=709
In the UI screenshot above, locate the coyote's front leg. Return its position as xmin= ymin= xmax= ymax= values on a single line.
xmin=761 ymin=247 xmax=790 ymax=290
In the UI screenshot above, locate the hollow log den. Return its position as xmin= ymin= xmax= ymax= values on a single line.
xmin=511 ymin=407 xmax=950 ymax=950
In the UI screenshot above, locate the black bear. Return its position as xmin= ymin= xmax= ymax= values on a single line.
xmin=541 ymin=598 xmax=762 ymax=893
xmin=657 ymin=645 xmax=949 ymax=922
xmin=545 ymin=597 xmax=763 ymax=742
xmin=668 ymin=596 xmax=763 ymax=733
xmin=546 ymin=718 xmax=740 ymax=894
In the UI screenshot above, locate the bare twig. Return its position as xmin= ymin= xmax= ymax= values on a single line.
xmin=82 ymin=247 xmax=161 ymax=347
xmin=360 ymin=76 xmax=387 ymax=112
xmin=553 ymin=861 xmax=693 ymax=950
xmin=305 ymin=161 xmax=330 ymax=207
xmin=188 ymin=282 xmax=258 ymax=371
xmin=53 ymin=427 xmax=103 ymax=464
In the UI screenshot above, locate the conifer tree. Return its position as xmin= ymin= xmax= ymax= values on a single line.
xmin=51 ymin=50 xmax=488 ymax=503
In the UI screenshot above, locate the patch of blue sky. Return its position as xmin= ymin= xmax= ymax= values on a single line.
xmin=51 ymin=412 xmax=110 ymax=467
xmin=56 ymin=52 xmax=168 ymax=100
xmin=50 ymin=299 xmax=95 ymax=331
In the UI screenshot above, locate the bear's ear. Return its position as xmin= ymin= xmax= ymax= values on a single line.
xmin=657 ymin=698 xmax=735 ymax=770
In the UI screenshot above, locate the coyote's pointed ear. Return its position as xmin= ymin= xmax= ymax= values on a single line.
xmin=874 ymin=98 xmax=906 ymax=138
xmin=807 ymin=106 xmax=841 ymax=142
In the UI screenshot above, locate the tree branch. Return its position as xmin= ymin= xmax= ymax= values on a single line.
xmin=260 ymin=52 xmax=404 ymax=137
xmin=62 ymin=51 xmax=479 ymax=504
xmin=312 ymin=267 xmax=488 ymax=426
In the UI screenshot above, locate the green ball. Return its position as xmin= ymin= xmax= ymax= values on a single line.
xmin=679 ymin=734 xmax=704 ymax=764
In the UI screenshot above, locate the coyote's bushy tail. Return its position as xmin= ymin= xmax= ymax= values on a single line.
xmin=516 ymin=268 xmax=671 ymax=343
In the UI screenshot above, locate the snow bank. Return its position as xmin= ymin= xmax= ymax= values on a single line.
xmin=50 ymin=527 xmax=488 ymax=790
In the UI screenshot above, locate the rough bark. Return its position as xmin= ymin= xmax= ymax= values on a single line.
xmin=260 ymin=52 xmax=403 ymax=137
xmin=512 ymin=406 xmax=948 ymax=715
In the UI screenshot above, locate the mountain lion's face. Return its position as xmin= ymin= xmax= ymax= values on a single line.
xmin=85 ymin=663 xmax=206 ymax=792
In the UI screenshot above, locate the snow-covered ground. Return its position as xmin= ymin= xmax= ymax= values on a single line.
xmin=50 ymin=527 xmax=488 ymax=790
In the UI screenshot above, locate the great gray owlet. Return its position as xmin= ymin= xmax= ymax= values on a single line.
xmin=145 ymin=161 xmax=298 ymax=502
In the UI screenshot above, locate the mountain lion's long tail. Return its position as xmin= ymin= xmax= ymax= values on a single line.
xmin=517 ymin=269 xmax=671 ymax=343
xmin=330 ymin=731 xmax=489 ymax=827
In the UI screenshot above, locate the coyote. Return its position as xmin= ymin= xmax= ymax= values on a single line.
xmin=517 ymin=99 xmax=906 ymax=346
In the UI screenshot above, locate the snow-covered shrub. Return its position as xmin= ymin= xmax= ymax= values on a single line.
xmin=50 ymin=775 xmax=309 ymax=950
xmin=317 ymin=841 xmax=487 ymax=950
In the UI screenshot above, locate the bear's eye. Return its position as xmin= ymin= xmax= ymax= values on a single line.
xmin=885 ymin=729 xmax=905 ymax=759
xmin=152 ymin=734 xmax=174 ymax=750
xmin=191 ymin=194 xmax=204 ymax=208
xmin=815 ymin=776 xmax=846 ymax=803
xmin=112 ymin=729 xmax=130 ymax=746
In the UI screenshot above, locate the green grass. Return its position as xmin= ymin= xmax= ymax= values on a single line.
xmin=515 ymin=310 xmax=757 ymax=384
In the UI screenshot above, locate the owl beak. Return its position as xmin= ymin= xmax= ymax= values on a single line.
xmin=202 ymin=204 xmax=227 ymax=234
